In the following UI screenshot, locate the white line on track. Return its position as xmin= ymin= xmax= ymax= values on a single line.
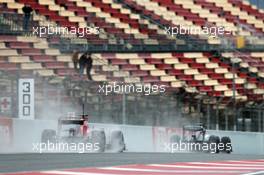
xmin=100 ymin=167 xmax=242 ymax=173
xmin=241 ymin=171 xmax=264 ymax=175
xmin=148 ymin=164 xmax=264 ymax=170
xmin=41 ymin=171 xmax=118 ymax=175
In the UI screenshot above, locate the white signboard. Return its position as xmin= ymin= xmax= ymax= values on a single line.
xmin=18 ymin=79 xmax=34 ymax=119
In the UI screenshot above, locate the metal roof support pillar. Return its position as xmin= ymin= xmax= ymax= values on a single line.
xmin=207 ymin=102 xmax=210 ymax=130
xmin=122 ymin=93 xmax=126 ymax=125
xmin=258 ymin=103 xmax=264 ymax=132
xmin=216 ymin=97 xmax=223 ymax=131
xmin=225 ymin=107 xmax=229 ymax=131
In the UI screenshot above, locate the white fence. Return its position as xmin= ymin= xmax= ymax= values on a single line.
xmin=0 ymin=118 xmax=264 ymax=154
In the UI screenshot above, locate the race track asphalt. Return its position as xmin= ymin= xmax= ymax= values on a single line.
xmin=0 ymin=153 xmax=263 ymax=173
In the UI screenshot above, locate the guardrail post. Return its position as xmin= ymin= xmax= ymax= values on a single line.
xmin=262 ymin=110 xmax=264 ymax=132
xmin=225 ymin=108 xmax=229 ymax=130
xmin=122 ymin=93 xmax=126 ymax=125
xmin=216 ymin=102 xmax=219 ymax=130
xmin=258 ymin=108 xmax=261 ymax=132
xmin=207 ymin=103 xmax=210 ymax=129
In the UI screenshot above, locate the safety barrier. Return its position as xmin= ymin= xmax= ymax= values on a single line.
xmin=0 ymin=118 xmax=263 ymax=154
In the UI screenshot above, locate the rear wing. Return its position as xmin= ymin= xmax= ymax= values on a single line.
xmin=58 ymin=118 xmax=85 ymax=125
xmin=58 ymin=111 xmax=89 ymax=125
xmin=182 ymin=124 xmax=206 ymax=140
xmin=183 ymin=125 xmax=205 ymax=132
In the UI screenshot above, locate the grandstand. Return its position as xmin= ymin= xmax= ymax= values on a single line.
xmin=0 ymin=0 xmax=263 ymax=132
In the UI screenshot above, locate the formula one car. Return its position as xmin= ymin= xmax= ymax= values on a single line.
xmin=170 ymin=124 xmax=232 ymax=153
xmin=41 ymin=113 xmax=125 ymax=153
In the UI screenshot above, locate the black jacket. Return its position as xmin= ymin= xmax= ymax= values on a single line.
xmin=86 ymin=56 xmax=93 ymax=68
xmin=79 ymin=54 xmax=87 ymax=66
xmin=22 ymin=6 xmax=33 ymax=16
xmin=79 ymin=54 xmax=93 ymax=67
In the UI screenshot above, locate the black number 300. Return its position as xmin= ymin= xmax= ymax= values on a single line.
xmin=22 ymin=82 xmax=30 ymax=93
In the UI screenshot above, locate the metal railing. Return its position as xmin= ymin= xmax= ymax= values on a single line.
xmin=0 ymin=64 xmax=263 ymax=132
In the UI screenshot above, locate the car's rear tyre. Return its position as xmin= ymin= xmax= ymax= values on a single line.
xmin=41 ymin=129 xmax=56 ymax=144
xmin=110 ymin=130 xmax=125 ymax=153
xmin=208 ymin=135 xmax=220 ymax=153
xmin=221 ymin=136 xmax=232 ymax=153
xmin=91 ymin=130 xmax=106 ymax=152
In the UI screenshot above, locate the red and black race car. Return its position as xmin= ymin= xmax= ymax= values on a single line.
xmin=41 ymin=113 xmax=126 ymax=153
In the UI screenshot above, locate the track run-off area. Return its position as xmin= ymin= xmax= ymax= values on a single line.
xmin=0 ymin=153 xmax=264 ymax=175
